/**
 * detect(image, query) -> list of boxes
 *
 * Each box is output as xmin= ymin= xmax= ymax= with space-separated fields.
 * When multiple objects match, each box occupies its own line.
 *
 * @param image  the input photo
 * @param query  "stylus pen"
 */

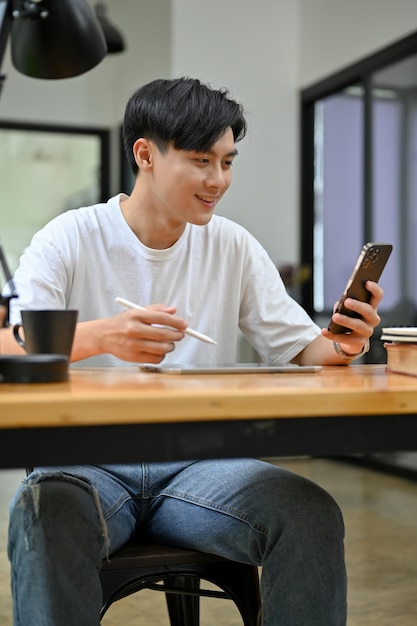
xmin=115 ymin=297 xmax=217 ymax=345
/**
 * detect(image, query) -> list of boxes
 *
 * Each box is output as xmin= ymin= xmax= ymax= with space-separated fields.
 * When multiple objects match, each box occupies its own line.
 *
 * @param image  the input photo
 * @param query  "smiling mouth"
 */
xmin=196 ymin=194 xmax=217 ymax=205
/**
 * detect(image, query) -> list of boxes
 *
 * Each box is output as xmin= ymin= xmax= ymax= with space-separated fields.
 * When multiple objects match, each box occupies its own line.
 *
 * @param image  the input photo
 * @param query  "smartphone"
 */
xmin=328 ymin=242 xmax=393 ymax=334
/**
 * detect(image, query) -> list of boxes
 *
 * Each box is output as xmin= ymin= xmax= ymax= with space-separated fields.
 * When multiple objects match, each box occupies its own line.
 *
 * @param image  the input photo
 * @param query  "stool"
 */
xmin=100 ymin=541 xmax=261 ymax=625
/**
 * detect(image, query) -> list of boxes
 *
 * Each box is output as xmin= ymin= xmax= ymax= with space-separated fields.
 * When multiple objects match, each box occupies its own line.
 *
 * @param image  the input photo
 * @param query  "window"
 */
xmin=0 ymin=122 xmax=110 ymax=274
xmin=301 ymin=31 xmax=417 ymax=361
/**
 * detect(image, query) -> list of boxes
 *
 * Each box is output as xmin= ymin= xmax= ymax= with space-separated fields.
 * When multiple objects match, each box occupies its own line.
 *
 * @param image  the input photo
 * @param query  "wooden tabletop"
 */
xmin=1 ymin=364 xmax=417 ymax=469
xmin=1 ymin=363 xmax=417 ymax=429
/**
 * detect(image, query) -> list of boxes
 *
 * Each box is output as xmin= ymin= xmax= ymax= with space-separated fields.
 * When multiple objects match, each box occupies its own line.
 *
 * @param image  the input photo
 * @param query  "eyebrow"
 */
xmin=190 ymin=147 xmax=239 ymax=158
xmin=206 ymin=148 xmax=238 ymax=157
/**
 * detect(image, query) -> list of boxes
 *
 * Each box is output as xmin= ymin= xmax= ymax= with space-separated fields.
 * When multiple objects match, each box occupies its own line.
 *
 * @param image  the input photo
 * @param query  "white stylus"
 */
xmin=115 ymin=297 xmax=217 ymax=345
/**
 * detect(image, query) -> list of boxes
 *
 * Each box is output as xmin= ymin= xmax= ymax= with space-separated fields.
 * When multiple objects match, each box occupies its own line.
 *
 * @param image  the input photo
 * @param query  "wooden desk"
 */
xmin=1 ymin=364 xmax=417 ymax=469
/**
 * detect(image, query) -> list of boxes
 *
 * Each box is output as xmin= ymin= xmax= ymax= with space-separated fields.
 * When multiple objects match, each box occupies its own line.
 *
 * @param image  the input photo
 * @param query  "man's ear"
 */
xmin=133 ymin=138 xmax=154 ymax=171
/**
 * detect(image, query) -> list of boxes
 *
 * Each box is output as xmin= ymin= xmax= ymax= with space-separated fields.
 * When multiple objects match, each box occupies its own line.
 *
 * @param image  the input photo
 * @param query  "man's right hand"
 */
xmin=70 ymin=304 xmax=187 ymax=363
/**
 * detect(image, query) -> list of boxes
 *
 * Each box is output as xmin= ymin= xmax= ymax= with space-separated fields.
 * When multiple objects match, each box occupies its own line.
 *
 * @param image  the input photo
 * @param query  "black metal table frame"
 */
xmin=2 ymin=413 xmax=417 ymax=469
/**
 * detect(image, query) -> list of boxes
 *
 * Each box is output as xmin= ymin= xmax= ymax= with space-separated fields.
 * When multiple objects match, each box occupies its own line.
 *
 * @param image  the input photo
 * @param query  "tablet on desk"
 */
xmin=139 ymin=363 xmax=322 ymax=374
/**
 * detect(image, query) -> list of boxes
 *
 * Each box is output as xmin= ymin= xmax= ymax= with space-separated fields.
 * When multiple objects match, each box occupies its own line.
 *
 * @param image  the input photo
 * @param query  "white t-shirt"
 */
xmin=10 ymin=194 xmax=320 ymax=367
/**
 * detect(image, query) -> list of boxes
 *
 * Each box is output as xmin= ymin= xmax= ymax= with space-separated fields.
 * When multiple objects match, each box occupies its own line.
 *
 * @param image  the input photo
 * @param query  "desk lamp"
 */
xmin=0 ymin=0 xmax=107 ymax=94
xmin=94 ymin=2 xmax=125 ymax=54
xmin=0 ymin=0 xmax=107 ymax=324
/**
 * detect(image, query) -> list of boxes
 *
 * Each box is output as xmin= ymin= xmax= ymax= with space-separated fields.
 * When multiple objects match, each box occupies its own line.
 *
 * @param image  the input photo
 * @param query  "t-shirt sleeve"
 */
xmin=9 ymin=216 xmax=77 ymax=324
xmin=237 ymin=232 xmax=320 ymax=364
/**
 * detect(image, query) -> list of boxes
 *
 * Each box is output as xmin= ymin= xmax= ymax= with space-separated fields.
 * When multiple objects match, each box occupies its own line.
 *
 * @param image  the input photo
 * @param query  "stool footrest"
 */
xmin=100 ymin=542 xmax=261 ymax=626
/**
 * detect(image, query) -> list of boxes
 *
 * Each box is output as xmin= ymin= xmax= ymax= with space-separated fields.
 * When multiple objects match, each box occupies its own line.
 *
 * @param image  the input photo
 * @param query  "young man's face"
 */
xmin=148 ymin=128 xmax=238 ymax=227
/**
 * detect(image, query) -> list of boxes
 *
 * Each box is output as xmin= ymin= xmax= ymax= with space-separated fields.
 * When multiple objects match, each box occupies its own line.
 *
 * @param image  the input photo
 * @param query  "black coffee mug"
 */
xmin=13 ymin=309 xmax=78 ymax=357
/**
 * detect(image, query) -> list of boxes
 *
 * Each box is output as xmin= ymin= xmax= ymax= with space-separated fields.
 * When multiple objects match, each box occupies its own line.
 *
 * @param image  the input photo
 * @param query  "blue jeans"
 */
xmin=8 ymin=459 xmax=347 ymax=625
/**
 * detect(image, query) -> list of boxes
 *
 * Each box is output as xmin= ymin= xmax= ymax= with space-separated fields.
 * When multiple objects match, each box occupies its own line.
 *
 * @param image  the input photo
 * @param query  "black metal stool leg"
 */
xmin=164 ymin=576 xmax=200 ymax=626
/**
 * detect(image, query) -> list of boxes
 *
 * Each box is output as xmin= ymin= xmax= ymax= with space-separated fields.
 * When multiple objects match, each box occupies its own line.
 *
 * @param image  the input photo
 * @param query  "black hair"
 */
xmin=123 ymin=77 xmax=247 ymax=175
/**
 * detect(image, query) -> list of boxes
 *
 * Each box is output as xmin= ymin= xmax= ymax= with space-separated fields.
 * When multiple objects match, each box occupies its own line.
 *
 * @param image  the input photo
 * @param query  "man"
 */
xmin=2 ymin=77 xmax=382 ymax=625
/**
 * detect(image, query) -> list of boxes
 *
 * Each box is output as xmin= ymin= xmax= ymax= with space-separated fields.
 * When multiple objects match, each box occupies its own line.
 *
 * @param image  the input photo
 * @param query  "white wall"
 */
xmin=1 ymin=0 xmax=417 ymax=265
xmin=171 ymin=0 xmax=300 ymax=265
xmin=299 ymin=0 xmax=417 ymax=87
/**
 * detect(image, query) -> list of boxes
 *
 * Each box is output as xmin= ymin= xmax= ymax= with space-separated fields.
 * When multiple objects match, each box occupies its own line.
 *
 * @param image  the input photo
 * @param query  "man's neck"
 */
xmin=120 ymin=193 xmax=186 ymax=250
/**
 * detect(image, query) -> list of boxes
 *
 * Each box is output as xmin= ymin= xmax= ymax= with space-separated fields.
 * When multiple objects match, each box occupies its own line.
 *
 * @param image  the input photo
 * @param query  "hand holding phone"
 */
xmin=328 ymin=242 xmax=392 ymax=334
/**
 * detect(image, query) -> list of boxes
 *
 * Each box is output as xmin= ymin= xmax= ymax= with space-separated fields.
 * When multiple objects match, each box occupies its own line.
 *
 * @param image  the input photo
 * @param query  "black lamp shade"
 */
xmin=97 ymin=17 xmax=124 ymax=54
xmin=11 ymin=0 xmax=107 ymax=79
xmin=95 ymin=3 xmax=125 ymax=54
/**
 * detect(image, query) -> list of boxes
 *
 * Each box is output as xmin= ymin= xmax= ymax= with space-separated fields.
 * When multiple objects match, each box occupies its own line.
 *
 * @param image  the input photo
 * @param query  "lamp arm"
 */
xmin=0 ymin=245 xmax=17 ymax=327
xmin=0 ymin=2 xmax=14 ymax=328
xmin=0 ymin=0 xmax=12 ymax=98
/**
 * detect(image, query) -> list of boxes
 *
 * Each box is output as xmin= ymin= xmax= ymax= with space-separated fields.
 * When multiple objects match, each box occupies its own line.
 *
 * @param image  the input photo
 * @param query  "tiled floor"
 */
xmin=1 ymin=458 xmax=417 ymax=625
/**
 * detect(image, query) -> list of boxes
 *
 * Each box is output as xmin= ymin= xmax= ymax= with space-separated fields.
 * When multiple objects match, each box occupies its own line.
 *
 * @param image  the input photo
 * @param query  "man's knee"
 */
xmin=265 ymin=468 xmax=345 ymax=538
xmin=8 ymin=472 xmax=108 ymax=558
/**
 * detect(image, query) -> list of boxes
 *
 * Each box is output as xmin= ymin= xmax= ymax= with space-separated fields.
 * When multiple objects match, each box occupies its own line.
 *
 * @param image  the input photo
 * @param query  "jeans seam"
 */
xmin=158 ymin=489 xmax=269 ymax=536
